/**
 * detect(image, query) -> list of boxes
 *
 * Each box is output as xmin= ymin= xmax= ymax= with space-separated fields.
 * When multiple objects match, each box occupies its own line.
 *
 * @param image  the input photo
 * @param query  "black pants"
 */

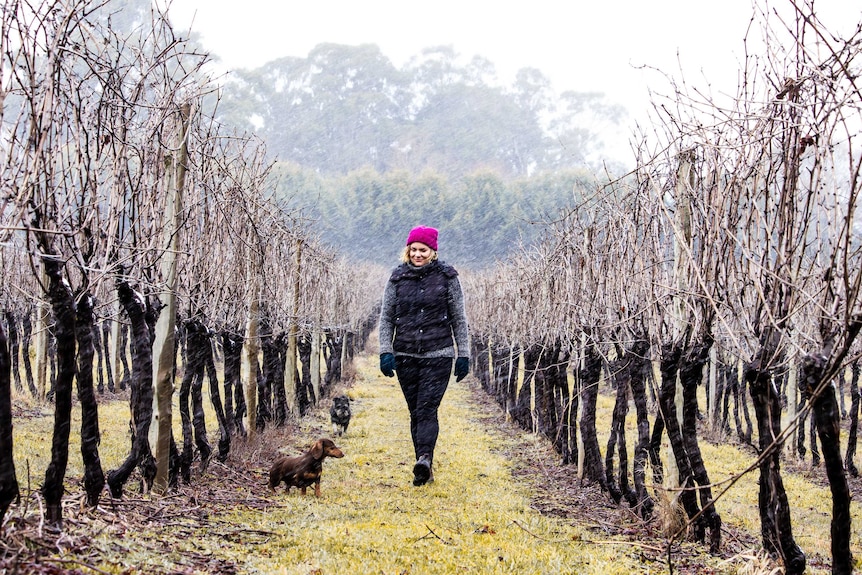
xmin=395 ymin=356 xmax=452 ymax=464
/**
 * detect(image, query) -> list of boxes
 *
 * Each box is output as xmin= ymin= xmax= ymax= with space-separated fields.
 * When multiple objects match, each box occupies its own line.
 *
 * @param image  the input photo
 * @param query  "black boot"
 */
xmin=412 ymin=454 xmax=432 ymax=486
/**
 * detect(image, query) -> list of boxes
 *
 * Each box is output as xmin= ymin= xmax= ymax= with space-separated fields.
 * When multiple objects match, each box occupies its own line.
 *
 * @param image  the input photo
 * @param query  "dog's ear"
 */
xmin=311 ymin=439 xmax=324 ymax=459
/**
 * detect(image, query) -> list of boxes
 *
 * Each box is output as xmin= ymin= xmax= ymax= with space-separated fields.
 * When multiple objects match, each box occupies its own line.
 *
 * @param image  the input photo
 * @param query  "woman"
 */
xmin=378 ymin=225 xmax=470 ymax=486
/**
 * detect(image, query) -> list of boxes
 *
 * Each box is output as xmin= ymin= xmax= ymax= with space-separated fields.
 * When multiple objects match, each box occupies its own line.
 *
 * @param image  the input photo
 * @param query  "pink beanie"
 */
xmin=406 ymin=226 xmax=438 ymax=251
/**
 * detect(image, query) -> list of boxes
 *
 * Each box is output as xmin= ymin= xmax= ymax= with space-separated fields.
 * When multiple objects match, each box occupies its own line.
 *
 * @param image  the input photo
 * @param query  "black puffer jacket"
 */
xmin=390 ymin=261 xmax=458 ymax=354
xmin=378 ymin=260 xmax=470 ymax=359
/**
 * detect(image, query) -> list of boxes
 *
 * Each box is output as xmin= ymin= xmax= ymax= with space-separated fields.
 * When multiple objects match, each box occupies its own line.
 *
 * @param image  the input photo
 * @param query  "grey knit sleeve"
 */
xmin=448 ymin=275 xmax=470 ymax=358
xmin=378 ymin=279 xmax=396 ymax=355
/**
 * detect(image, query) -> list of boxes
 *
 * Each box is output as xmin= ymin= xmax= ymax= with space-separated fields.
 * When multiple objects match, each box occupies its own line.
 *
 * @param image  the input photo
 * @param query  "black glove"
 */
xmin=380 ymin=353 xmax=396 ymax=377
xmin=454 ymin=357 xmax=470 ymax=382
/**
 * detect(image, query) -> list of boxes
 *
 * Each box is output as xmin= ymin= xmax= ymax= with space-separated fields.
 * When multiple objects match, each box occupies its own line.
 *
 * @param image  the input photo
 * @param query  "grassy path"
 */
xmin=228 ymin=356 xmax=672 ymax=574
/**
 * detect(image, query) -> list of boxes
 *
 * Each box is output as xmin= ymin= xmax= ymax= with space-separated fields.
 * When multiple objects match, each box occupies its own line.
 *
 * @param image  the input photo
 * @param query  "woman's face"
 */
xmin=408 ymin=242 xmax=434 ymax=267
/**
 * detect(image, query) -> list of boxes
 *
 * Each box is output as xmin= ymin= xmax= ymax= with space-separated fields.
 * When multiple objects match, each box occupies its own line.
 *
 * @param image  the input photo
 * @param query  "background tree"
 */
xmin=270 ymin=163 xmax=596 ymax=268
xmin=216 ymin=43 xmax=623 ymax=179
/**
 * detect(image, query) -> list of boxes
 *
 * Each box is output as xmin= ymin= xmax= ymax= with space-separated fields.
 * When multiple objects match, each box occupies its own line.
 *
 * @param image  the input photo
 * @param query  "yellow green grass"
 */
xmin=7 ymin=354 xmax=862 ymax=573
xmin=216 ymin=357 xmax=673 ymax=574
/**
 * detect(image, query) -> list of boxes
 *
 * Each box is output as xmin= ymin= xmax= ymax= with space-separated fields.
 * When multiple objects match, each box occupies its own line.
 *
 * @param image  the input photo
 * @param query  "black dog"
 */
xmin=330 ymin=395 xmax=352 ymax=436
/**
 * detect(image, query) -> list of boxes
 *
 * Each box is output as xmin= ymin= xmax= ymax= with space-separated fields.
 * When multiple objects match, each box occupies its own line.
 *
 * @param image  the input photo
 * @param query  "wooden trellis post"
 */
xmin=151 ymin=102 xmax=190 ymax=494
xmin=667 ymin=149 xmax=696 ymax=489
xmin=285 ymin=238 xmax=302 ymax=414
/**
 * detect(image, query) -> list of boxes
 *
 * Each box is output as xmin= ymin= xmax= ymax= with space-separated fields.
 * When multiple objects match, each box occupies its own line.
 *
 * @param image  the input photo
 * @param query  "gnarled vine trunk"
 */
xmin=745 ymin=351 xmax=806 ymax=575
xmin=107 ymin=280 xmax=157 ymax=498
xmin=799 ymin=353 xmax=853 ymax=574
xmin=678 ymin=337 xmax=721 ymax=552
xmin=40 ymin=257 xmax=76 ymax=528
xmin=202 ymin=327 xmax=230 ymax=461
xmin=323 ymin=329 xmax=342 ymax=393
xmin=222 ymin=330 xmax=245 ymax=436
xmin=628 ymin=338 xmax=654 ymax=519
xmin=0 ymin=321 xmax=19 ymax=523
xmin=297 ymin=333 xmax=314 ymax=415
xmin=549 ymin=344 xmax=572 ymax=464
xmin=845 ymin=362 xmax=860 ymax=476
xmin=471 ymin=333 xmax=491 ymax=394
xmin=578 ymin=341 xmax=605 ymax=488
xmin=74 ymin=292 xmax=105 ymax=507
xmin=272 ymin=332 xmax=288 ymax=426
xmin=178 ymin=319 xmax=213 ymax=481
xmin=605 ymin=347 xmax=635 ymax=507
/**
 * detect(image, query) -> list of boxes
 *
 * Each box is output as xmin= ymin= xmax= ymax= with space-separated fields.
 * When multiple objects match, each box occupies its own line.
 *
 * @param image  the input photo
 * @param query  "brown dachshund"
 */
xmin=268 ymin=438 xmax=344 ymax=497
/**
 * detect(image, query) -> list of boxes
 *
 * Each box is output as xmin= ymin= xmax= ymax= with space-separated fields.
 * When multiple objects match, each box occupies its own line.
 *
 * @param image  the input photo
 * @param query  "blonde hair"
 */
xmin=401 ymin=245 xmax=438 ymax=264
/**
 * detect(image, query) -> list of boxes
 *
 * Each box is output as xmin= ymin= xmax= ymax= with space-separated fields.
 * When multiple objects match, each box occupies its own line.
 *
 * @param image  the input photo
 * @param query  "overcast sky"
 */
xmin=164 ymin=0 xmax=859 ymax=156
